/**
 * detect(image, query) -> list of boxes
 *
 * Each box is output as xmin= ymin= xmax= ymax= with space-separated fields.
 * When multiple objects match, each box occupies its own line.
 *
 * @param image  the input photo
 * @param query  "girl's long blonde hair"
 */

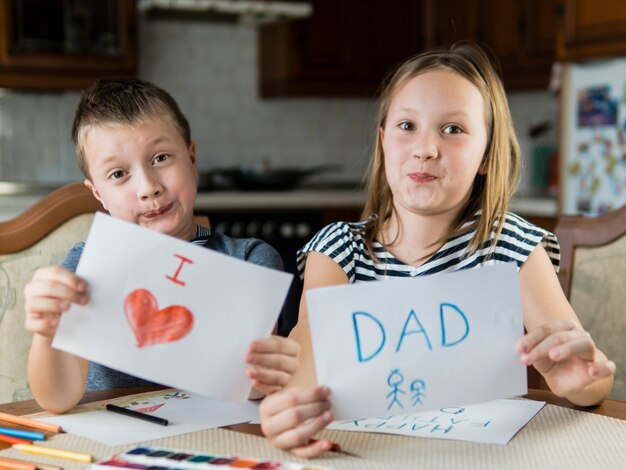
xmin=361 ymin=42 xmax=521 ymax=260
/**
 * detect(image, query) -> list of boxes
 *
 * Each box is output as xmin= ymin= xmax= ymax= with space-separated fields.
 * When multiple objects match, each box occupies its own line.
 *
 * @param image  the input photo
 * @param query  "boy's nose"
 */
xmin=137 ymin=173 xmax=163 ymax=199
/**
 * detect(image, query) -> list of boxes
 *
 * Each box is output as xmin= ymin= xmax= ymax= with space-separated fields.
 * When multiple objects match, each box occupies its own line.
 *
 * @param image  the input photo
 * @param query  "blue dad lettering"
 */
xmin=352 ymin=304 xmax=470 ymax=363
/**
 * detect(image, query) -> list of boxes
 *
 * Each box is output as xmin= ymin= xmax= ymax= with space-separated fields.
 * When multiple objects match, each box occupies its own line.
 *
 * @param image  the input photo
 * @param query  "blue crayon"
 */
xmin=0 ymin=426 xmax=46 ymax=441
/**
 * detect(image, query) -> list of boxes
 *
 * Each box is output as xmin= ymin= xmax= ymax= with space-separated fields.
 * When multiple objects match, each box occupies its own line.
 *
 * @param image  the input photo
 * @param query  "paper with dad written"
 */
xmin=52 ymin=213 xmax=293 ymax=402
xmin=306 ymin=264 xmax=526 ymax=420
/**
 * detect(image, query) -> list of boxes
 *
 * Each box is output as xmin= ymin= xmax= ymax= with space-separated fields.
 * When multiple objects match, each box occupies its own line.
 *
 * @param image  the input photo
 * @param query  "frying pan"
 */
xmin=199 ymin=164 xmax=341 ymax=191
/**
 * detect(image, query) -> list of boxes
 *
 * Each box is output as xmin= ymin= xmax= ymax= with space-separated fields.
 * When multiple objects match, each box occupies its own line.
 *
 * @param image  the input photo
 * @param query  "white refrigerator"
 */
xmin=560 ymin=58 xmax=626 ymax=215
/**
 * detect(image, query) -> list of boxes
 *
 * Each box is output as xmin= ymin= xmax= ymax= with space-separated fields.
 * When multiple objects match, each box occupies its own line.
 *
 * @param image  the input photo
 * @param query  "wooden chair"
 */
xmin=554 ymin=204 xmax=626 ymax=400
xmin=0 ymin=183 xmax=208 ymax=403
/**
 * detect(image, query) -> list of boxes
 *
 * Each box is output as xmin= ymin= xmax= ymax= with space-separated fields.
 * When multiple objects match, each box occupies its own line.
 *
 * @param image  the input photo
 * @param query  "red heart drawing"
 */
xmin=124 ymin=288 xmax=194 ymax=348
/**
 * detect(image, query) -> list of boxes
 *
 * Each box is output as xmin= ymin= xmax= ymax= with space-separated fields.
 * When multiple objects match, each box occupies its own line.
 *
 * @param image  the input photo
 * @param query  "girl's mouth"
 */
xmin=408 ymin=172 xmax=437 ymax=183
xmin=143 ymin=203 xmax=173 ymax=218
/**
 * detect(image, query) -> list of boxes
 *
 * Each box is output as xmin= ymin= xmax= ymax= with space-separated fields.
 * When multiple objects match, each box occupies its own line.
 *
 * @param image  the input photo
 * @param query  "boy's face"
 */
xmin=83 ymin=116 xmax=198 ymax=241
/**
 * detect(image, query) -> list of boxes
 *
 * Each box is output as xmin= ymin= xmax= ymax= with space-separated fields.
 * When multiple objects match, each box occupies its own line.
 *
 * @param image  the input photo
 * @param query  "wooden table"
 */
xmin=0 ymin=387 xmax=624 ymax=450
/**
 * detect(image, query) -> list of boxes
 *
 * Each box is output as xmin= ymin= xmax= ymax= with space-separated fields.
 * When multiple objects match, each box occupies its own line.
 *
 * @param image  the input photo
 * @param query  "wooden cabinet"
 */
xmin=0 ymin=0 xmax=137 ymax=90
xmin=556 ymin=0 xmax=626 ymax=61
xmin=259 ymin=0 xmax=425 ymax=97
xmin=259 ymin=0 xmax=559 ymax=96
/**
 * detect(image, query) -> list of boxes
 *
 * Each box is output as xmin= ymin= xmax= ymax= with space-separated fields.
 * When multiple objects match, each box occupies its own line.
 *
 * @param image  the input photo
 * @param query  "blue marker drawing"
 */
xmin=440 ymin=303 xmax=469 ymax=347
xmin=386 ymin=369 xmax=406 ymax=410
xmin=395 ymin=309 xmax=433 ymax=353
xmin=352 ymin=311 xmax=386 ymax=362
xmin=410 ymin=379 xmax=427 ymax=406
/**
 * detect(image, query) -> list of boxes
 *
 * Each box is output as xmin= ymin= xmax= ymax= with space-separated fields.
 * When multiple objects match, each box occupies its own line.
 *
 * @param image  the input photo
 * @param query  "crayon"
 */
xmin=0 ymin=427 xmax=45 ymax=441
xmin=105 ymin=404 xmax=169 ymax=426
xmin=13 ymin=443 xmax=93 ymax=463
xmin=0 ymin=411 xmax=62 ymax=434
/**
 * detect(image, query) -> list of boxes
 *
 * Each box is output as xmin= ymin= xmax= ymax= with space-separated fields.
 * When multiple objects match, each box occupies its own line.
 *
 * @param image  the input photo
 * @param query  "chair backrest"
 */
xmin=555 ymin=204 xmax=626 ymax=400
xmin=0 ymin=183 xmax=103 ymax=403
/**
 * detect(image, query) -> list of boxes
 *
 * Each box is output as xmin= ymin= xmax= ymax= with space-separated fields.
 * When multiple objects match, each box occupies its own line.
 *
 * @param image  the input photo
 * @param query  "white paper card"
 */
xmin=53 ymin=213 xmax=292 ymax=402
xmin=306 ymin=264 xmax=526 ymax=420
xmin=35 ymin=390 xmax=260 ymax=446
xmin=327 ymin=399 xmax=545 ymax=445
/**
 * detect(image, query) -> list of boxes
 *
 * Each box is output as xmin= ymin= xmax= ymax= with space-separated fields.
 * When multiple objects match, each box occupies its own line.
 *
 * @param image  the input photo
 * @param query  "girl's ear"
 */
xmin=478 ymin=153 xmax=489 ymax=175
xmin=379 ymin=126 xmax=385 ymax=144
xmin=84 ymin=179 xmax=107 ymax=210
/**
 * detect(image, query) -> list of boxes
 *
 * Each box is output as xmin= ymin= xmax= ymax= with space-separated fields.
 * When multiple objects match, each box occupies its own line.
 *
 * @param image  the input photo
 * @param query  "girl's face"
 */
xmin=381 ymin=69 xmax=488 ymax=221
xmin=83 ymin=116 xmax=198 ymax=241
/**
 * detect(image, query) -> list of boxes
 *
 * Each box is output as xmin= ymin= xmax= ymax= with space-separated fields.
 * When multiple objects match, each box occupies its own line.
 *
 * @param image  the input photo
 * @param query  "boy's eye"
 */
xmin=109 ymin=170 xmax=125 ymax=180
xmin=399 ymin=121 xmax=414 ymax=131
xmin=443 ymin=124 xmax=463 ymax=134
xmin=153 ymin=153 xmax=169 ymax=164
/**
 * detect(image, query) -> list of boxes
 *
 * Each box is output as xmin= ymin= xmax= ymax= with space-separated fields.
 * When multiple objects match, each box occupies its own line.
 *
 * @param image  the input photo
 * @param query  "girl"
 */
xmin=259 ymin=42 xmax=615 ymax=458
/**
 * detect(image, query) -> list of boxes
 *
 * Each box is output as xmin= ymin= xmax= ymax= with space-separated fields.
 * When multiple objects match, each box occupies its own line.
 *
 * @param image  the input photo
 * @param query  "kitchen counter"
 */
xmin=0 ymin=187 xmax=558 ymax=220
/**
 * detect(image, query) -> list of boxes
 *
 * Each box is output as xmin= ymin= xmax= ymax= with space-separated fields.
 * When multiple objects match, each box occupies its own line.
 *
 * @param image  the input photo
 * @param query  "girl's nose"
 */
xmin=412 ymin=131 xmax=438 ymax=160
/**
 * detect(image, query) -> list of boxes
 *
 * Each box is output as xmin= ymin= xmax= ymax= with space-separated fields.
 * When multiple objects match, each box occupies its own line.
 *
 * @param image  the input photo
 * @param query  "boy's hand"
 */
xmin=246 ymin=336 xmax=299 ymax=396
xmin=24 ymin=266 xmax=89 ymax=339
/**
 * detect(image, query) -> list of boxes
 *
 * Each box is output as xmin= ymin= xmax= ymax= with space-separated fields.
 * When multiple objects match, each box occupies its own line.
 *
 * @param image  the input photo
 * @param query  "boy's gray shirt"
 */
xmin=61 ymin=229 xmax=283 ymax=391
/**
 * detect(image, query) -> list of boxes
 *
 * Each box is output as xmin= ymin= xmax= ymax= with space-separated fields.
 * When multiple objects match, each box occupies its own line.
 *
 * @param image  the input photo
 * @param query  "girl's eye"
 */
xmin=153 ymin=153 xmax=169 ymax=164
xmin=399 ymin=121 xmax=414 ymax=131
xmin=109 ymin=170 xmax=125 ymax=180
xmin=443 ymin=124 xmax=463 ymax=134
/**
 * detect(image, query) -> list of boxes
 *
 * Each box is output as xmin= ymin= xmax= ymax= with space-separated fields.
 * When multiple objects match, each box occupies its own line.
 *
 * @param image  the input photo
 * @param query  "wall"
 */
xmin=0 ymin=17 xmax=557 ymax=193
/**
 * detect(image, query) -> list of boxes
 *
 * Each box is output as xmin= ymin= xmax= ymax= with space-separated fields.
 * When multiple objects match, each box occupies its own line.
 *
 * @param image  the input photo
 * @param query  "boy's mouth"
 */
xmin=143 ymin=203 xmax=173 ymax=218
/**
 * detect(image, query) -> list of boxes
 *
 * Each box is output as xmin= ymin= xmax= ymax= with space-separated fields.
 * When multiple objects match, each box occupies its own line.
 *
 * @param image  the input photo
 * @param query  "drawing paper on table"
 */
xmin=328 ymin=398 xmax=545 ymax=445
xmin=52 ymin=213 xmax=293 ymax=403
xmin=35 ymin=391 xmax=260 ymax=446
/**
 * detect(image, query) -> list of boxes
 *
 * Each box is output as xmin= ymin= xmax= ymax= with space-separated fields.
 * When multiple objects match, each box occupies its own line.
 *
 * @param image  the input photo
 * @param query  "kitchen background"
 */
xmin=0 ymin=7 xmax=557 ymax=196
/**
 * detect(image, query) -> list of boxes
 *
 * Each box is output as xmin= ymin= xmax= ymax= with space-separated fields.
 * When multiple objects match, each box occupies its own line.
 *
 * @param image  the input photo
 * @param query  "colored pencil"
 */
xmin=0 ymin=427 xmax=45 ymax=441
xmin=0 ymin=457 xmax=62 ymax=470
xmin=0 ymin=412 xmax=62 ymax=434
xmin=13 ymin=444 xmax=93 ymax=464
xmin=0 ymin=456 xmax=36 ymax=470
xmin=105 ymin=404 xmax=169 ymax=426
xmin=0 ymin=432 xmax=32 ymax=445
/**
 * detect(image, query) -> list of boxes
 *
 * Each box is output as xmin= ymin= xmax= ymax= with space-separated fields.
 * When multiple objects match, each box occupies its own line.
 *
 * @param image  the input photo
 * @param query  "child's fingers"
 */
xmin=265 ymin=416 xmax=333 ymax=459
xmin=24 ymin=279 xmax=89 ymax=309
xmin=246 ymin=351 xmax=299 ymax=375
xmin=260 ymin=386 xmax=330 ymax=421
xmin=547 ymin=334 xmax=596 ymax=363
xmin=24 ymin=296 xmax=70 ymax=317
xmin=589 ymin=360 xmax=617 ymax=380
xmin=247 ymin=366 xmax=292 ymax=389
xmin=289 ymin=438 xmax=333 ymax=459
xmin=32 ymin=266 xmax=88 ymax=290
xmin=249 ymin=336 xmax=300 ymax=357
xmin=520 ymin=328 xmax=585 ymax=365
xmin=24 ymin=312 xmax=60 ymax=336
xmin=517 ymin=319 xmax=578 ymax=354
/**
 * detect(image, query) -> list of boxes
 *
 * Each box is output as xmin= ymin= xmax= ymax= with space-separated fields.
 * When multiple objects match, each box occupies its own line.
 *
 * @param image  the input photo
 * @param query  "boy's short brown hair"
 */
xmin=71 ymin=78 xmax=191 ymax=178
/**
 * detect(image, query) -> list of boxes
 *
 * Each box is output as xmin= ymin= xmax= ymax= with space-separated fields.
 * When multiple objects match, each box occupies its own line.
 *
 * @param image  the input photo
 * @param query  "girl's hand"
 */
xmin=260 ymin=386 xmax=334 ymax=458
xmin=246 ymin=336 xmax=300 ymax=396
xmin=23 ymin=266 xmax=89 ymax=338
xmin=517 ymin=319 xmax=616 ymax=399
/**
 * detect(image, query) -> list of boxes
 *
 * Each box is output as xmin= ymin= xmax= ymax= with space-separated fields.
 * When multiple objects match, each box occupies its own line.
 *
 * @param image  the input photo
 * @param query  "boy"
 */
xmin=24 ymin=78 xmax=299 ymax=413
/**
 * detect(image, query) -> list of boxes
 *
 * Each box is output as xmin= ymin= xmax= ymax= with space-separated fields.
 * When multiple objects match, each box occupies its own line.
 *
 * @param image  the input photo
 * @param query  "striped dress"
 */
xmin=297 ymin=212 xmax=560 ymax=282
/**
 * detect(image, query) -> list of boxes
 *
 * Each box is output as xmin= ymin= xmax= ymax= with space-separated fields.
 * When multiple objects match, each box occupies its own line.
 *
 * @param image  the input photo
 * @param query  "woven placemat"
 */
xmin=1 ymin=403 xmax=625 ymax=470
